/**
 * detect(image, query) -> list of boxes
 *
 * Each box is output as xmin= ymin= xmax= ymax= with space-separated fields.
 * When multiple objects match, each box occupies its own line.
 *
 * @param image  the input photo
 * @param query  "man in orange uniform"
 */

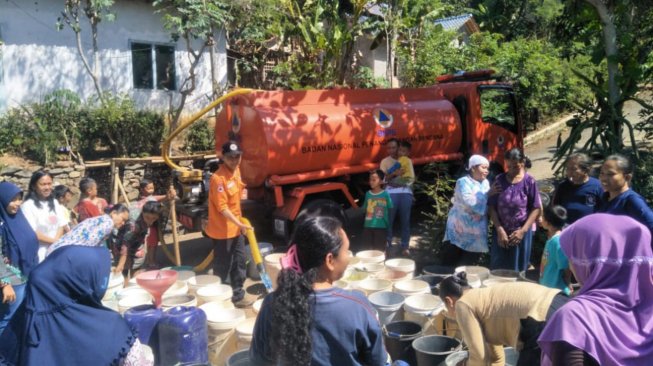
xmin=206 ymin=141 xmax=252 ymax=307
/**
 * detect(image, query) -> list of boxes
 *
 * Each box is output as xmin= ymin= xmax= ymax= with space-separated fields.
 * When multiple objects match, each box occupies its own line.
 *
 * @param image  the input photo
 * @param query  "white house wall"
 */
xmin=0 ymin=0 xmax=227 ymax=116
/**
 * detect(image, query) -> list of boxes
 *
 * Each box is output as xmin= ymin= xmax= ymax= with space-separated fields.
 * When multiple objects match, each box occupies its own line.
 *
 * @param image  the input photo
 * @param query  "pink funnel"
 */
xmin=136 ymin=270 xmax=178 ymax=308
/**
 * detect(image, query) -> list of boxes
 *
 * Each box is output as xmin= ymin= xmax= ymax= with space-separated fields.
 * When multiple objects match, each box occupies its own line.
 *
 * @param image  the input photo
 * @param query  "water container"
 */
xmin=368 ymin=291 xmax=405 ymax=325
xmin=355 ymin=250 xmax=386 ymax=264
xmin=404 ymin=294 xmax=444 ymax=327
xmin=227 ymin=349 xmax=251 ymax=366
xmin=518 ymin=269 xmax=540 ymax=283
xmin=414 ymin=275 xmax=447 ymax=296
xmin=235 ymin=318 xmax=257 ymax=350
xmin=412 ymin=335 xmax=462 ymax=366
xmin=263 ymin=253 xmax=284 ymax=289
xmin=247 ymin=242 xmax=274 ymax=280
xmin=383 ymin=321 xmax=422 ymax=365
xmin=158 ymin=306 xmax=209 ymax=366
xmin=422 ymin=265 xmax=455 ymax=276
xmin=455 ymin=266 xmax=490 ymax=281
xmin=123 ymin=305 xmax=163 ymax=347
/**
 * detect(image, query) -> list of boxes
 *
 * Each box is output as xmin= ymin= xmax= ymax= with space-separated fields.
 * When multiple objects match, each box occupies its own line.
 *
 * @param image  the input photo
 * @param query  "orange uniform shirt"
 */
xmin=205 ymin=165 xmax=245 ymax=239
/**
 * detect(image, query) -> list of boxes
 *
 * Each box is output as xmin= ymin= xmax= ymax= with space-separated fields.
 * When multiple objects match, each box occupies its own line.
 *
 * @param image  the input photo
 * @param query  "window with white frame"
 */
xmin=131 ymin=42 xmax=176 ymax=90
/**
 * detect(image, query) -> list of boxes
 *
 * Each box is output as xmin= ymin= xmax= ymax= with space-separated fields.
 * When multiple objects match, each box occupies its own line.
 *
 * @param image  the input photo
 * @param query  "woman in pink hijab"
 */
xmin=538 ymin=213 xmax=653 ymax=365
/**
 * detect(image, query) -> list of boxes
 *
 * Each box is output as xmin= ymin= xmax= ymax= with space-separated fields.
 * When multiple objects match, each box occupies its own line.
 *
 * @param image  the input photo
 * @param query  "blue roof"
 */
xmin=434 ymin=14 xmax=475 ymax=32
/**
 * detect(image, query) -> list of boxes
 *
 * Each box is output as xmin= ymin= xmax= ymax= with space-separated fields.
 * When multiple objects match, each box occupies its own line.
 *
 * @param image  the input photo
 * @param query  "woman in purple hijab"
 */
xmin=538 ymin=213 xmax=653 ymax=365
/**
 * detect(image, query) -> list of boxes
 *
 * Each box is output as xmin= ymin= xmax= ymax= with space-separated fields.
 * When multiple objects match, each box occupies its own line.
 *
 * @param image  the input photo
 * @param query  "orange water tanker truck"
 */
xmin=167 ymin=70 xmax=533 ymax=238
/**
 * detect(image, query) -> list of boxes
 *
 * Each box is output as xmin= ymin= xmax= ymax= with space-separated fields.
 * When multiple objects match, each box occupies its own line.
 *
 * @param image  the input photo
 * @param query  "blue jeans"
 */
xmin=0 ymin=282 xmax=26 ymax=333
xmin=490 ymin=229 xmax=533 ymax=271
xmin=387 ymin=193 xmax=413 ymax=248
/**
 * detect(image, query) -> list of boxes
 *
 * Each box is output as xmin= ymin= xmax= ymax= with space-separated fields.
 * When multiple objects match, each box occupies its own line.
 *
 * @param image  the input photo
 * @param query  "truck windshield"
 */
xmin=479 ymin=87 xmax=517 ymax=134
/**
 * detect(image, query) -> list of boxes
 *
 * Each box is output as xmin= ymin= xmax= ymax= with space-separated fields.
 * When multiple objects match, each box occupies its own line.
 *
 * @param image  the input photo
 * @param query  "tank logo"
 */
xmin=373 ymin=108 xmax=393 ymax=129
xmin=497 ymin=135 xmax=505 ymax=146
xmin=232 ymin=112 xmax=241 ymax=134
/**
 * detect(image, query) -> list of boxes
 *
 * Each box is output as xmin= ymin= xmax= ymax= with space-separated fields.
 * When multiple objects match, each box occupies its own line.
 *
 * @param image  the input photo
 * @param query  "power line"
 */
xmin=6 ymin=0 xmax=60 ymax=33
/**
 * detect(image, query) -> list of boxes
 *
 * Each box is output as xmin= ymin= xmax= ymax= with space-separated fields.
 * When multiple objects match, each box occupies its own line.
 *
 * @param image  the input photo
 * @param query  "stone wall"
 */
xmin=0 ymin=159 xmax=205 ymax=206
xmin=0 ymin=161 xmax=85 ymax=196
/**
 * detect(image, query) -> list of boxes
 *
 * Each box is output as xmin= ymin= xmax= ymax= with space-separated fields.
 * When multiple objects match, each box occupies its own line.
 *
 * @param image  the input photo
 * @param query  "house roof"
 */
xmin=434 ymin=13 xmax=480 ymax=34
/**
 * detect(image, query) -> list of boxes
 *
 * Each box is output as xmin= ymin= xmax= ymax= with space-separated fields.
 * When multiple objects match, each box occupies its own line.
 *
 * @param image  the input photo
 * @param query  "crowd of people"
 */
xmin=0 ymin=170 xmax=178 ymax=364
xmin=1 ymin=139 xmax=652 ymax=365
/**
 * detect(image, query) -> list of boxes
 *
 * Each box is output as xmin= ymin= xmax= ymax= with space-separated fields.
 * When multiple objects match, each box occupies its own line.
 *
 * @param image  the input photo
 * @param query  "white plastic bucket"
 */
xmin=252 ymin=299 xmax=264 ymax=315
xmin=104 ymin=271 xmax=124 ymax=301
xmin=375 ymin=269 xmax=413 ymax=282
xmin=355 ymin=250 xmax=386 ymax=264
xmin=116 ymin=287 xmax=150 ymax=301
xmin=235 ymin=318 xmax=257 ymax=350
xmin=126 ymin=277 xmax=139 ymax=288
xmin=356 ymin=278 xmax=393 ymax=296
xmin=347 ymin=256 xmax=362 ymax=269
xmin=455 ymin=266 xmax=490 ymax=281
xmin=161 ymin=294 xmax=197 ymax=310
xmin=467 ymin=274 xmax=482 ymax=288
xmin=196 ymin=284 xmax=233 ymax=306
xmin=163 ymin=281 xmax=189 ymax=298
xmin=445 ymin=347 xmax=519 ymax=366
xmin=199 ymin=301 xmax=235 ymax=317
xmin=102 ymin=299 xmax=119 ymax=312
xmin=264 ymin=253 xmax=284 ymax=289
xmin=355 ymin=262 xmax=386 ymax=275
xmin=175 ymin=270 xmax=196 ymax=282
xmin=482 ymin=278 xmax=514 ymax=287
xmin=187 ymin=275 xmax=221 ymax=295
xmin=368 ymin=291 xmax=405 ymax=325
xmin=385 ymin=258 xmax=416 ymax=276
xmin=403 ymin=294 xmax=444 ymax=327
xmin=117 ymin=293 xmax=152 ymax=314
xmin=342 ymin=269 xmax=371 ymax=289
xmin=393 ymin=280 xmax=431 ymax=296
xmin=201 ymin=307 xmax=246 ymax=366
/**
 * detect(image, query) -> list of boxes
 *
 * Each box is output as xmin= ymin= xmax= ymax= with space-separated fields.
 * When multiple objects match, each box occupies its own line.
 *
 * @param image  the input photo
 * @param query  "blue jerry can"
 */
xmin=158 ymin=306 xmax=209 ymax=366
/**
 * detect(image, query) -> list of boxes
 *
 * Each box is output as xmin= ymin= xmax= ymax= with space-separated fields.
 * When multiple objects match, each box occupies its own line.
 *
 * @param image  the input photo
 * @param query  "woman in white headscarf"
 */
xmin=442 ymin=155 xmax=491 ymax=266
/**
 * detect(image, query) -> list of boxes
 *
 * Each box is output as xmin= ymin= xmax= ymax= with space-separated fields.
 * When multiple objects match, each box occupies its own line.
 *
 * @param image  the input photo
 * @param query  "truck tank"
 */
xmin=215 ymin=87 xmax=463 ymax=188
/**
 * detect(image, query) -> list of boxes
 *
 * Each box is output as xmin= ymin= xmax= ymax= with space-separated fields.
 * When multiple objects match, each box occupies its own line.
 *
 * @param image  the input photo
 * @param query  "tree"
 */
xmin=57 ymin=0 xmax=115 ymax=104
xmin=269 ymin=0 xmax=377 ymax=89
xmin=224 ymin=0 xmax=284 ymax=88
xmin=153 ymin=0 xmax=234 ymax=130
xmin=471 ymin=0 xmax=564 ymax=40
xmin=552 ymin=1 xmax=653 ymax=167
xmin=375 ymin=0 xmax=446 ymax=87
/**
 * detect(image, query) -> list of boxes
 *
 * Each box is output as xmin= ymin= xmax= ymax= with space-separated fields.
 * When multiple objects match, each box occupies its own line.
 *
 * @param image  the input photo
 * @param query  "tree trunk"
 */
xmin=586 ymin=0 xmax=622 ymax=150
xmin=74 ymin=28 xmax=104 ymax=104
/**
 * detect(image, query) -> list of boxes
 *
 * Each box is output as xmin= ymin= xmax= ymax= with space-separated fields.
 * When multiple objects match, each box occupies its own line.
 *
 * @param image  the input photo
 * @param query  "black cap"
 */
xmin=221 ymin=140 xmax=243 ymax=156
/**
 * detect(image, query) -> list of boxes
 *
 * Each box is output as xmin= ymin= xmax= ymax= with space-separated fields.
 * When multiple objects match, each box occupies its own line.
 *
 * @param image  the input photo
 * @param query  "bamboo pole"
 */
xmin=115 ymin=178 xmax=131 ymax=205
xmin=169 ymin=185 xmax=182 ymax=266
xmin=111 ymin=161 xmax=118 ymax=204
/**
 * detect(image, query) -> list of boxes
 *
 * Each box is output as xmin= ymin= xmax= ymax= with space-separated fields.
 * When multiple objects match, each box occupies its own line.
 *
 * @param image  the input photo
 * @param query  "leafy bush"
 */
xmin=351 ymin=67 xmax=388 ymax=89
xmin=0 ymin=90 xmax=82 ymax=164
xmin=633 ymin=150 xmax=653 ymax=206
xmin=414 ymin=163 xmax=455 ymax=258
xmin=84 ymin=95 xmax=165 ymax=157
xmin=183 ymin=119 xmax=215 ymax=153
xmin=397 ymin=28 xmax=595 ymax=122
xmin=0 ymin=90 xmax=166 ymax=163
